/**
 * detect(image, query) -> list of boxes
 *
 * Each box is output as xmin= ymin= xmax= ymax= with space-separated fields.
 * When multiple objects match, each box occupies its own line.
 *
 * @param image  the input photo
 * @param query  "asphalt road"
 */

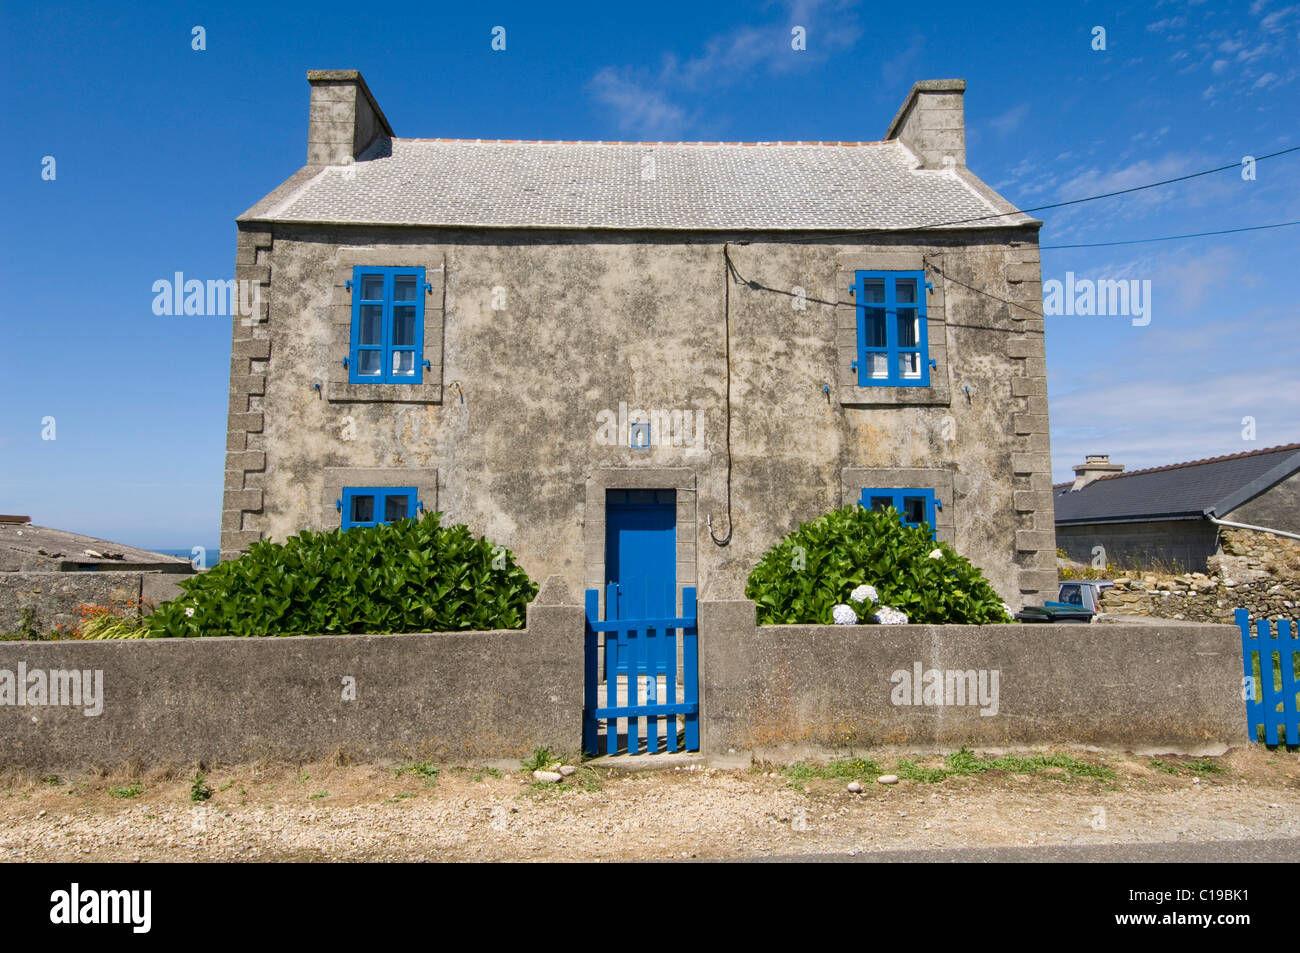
xmin=735 ymin=838 xmax=1300 ymax=862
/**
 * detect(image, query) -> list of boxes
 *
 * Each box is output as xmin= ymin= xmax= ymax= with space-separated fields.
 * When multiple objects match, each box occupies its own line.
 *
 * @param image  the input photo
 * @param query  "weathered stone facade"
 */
xmin=219 ymin=72 xmax=1058 ymax=609
xmin=1099 ymin=528 xmax=1300 ymax=623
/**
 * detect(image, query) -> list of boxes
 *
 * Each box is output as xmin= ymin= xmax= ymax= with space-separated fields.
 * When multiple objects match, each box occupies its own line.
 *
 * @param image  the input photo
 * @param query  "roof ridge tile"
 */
xmin=1082 ymin=442 xmax=1300 ymax=485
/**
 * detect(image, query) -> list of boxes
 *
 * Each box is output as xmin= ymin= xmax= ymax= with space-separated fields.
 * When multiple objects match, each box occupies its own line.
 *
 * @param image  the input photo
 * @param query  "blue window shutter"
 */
xmin=341 ymin=486 xmax=420 ymax=529
xmin=348 ymin=266 xmax=425 ymax=385
xmin=859 ymin=487 xmax=939 ymax=539
xmin=854 ymin=271 xmax=867 ymax=386
xmin=853 ymin=270 xmax=930 ymax=388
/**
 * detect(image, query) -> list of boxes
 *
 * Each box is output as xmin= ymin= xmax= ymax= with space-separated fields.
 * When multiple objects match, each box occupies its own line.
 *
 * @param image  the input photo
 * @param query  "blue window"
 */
xmin=348 ymin=267 xmax=425 ymax=384
xmin=854 ymin=270 xmax=929 ymax=387
xmin=340 ymin=487 xmax=419 ymax=529
xmin=860 ymin=488 xmax=939 ymax=535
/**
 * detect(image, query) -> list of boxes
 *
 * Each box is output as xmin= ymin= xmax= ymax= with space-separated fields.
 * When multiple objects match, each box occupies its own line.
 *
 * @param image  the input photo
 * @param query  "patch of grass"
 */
xmin=1182 ymin=758 xmax=1224 ymax=776
xmin=942 ymin=747 xmax=1114 ymax=781
xmin=568 ymin=765 xmax=603 ymax=792
xmin=882 ymin=748 xmax=1115 ymax=784
xmin=895 ymin=760 xmax=950 ymax=783
xmin=1148 ymin=758 xmax=1180 ymax=775
xmin=39 ymin=775 xmax=60 ymax=785
xmin=391 ymin=791 xmax=417 ymax=800
xmin=395 ymin=761 xmax=439 ymax=786
xmin=217 ymin=781 xmax=234 ymax=793
xmin=472 ymin=767 xmax=504 ymax=783
xmin=110 ymin=784 xmax=143 ymax=799
xmin=190 ymin=772 xmax=213 ymax=802
xmin=782 ymin=758 xmax=882 ymax=785
xmin=309 ymin=791 xmax=329 ymax=800
xmin=521 ymin=746 xmax=559 ymax=772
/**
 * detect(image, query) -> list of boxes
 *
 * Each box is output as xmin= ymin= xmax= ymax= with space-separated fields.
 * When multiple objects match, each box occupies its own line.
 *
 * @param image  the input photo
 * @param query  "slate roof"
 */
xmin=1053 ymin=444 xmax=1300 ymax=525
xmin=240 ymin=137 xmax=1032 ymax=231
xmin=0 ymin=518 xmax=194 ymax=573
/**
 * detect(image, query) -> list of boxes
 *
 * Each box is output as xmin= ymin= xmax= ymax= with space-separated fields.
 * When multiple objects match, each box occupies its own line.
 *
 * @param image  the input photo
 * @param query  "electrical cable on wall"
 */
xmin=709 ymin=243 xmax=735 ymax=546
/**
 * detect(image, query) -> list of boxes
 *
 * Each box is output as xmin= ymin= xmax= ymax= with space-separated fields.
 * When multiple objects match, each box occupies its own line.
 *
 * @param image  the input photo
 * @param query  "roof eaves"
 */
xmin=1204 ymin=449 xmax=1300 ymax=518
xmin=237 ymin=164 xmax=331 ymax=223
xmin=1055 ymin=513 xmax=1206 ymax=526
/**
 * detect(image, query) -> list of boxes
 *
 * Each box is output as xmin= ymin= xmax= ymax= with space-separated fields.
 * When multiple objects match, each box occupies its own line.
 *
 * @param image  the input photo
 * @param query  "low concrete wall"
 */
xmin=0 ymin=599 xmax=583 ymax=770
xmin=0 ymin=572 xmax=190 ymax=634
xmin=699 ymin=600 xmax=1242 ymax=757
xmin=0 ymin=586 xmax=1244 ymax=771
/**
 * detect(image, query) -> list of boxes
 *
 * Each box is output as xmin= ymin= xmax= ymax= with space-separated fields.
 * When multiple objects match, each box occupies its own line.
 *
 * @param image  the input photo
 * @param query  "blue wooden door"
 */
xmin=605 ymin=490 xmax=676 ymax=675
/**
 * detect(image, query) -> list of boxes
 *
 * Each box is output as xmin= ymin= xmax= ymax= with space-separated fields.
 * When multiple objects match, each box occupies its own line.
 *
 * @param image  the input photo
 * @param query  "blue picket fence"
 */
xmin=1237 ymin=608 xmax=1300 ymax=746
xmin=583 ymin=586 xmax=699 ymax=756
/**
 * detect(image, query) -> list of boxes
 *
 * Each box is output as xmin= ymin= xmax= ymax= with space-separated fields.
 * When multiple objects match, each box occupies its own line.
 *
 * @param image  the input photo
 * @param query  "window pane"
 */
xmin=357 ymin=349 xmax=381 ymax=376
xmin=862 ymin=279 xmax=886 ymax=304
xmin=359 ymin=305 xmax=383 ymax=345
xmin=383 ymin=495 xmax=410 ymax=522
xmin=896 ymin=307 xmax=918 ymax=347
xmin=870 ymin=496 xmax=893 ymax=512
xmin=392 ymin=306 xmax=416 ymax=346
xmin=898 ymin=352 xmax=921 ymax=378
xmin=392 ymin=276 xmax=417 ymax=302
xmin=903 ymin=496 xmax=926 ymax=524
xmin=895 ymin=279 xmax=917 ymax=304
xmin=350 ymin=495 xmax=375 ymax=523
xmin=361 ymin=275 xmax=384 ymax=300
xmin=392 ymin=351 xmax=415 ymax=376
xmin=868 ymin=353 xmax=889 ymax=379
xmin=863 ymin=308 xmax=886 ymax=347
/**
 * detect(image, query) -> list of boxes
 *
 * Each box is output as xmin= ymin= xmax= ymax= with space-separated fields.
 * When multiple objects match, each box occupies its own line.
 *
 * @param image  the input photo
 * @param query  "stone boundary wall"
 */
xmin=1099 ymin=527 xmax=1300 ymax=624
xmin=0 ymin=590 xmax=1243 ymax=770
xmin=699 ymin=600 xmax=1241 ymax=758
xmin=0 ymin=573 xmax=188 ymax=635
xmin=0 ymin=599 xmax=582 ymax=771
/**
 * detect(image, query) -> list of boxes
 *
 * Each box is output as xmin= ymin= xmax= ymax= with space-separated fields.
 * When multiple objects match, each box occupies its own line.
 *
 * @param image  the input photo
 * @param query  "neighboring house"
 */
xmin=1054 ymin=445 xmax=1300 ymax=571
xmin=0 ymin=515 xmax=193 ymax=573
xmin=221 ymin=70 xmax=1056 ymax=612
xmin=0 ymin=514 xmax=193 ymax=633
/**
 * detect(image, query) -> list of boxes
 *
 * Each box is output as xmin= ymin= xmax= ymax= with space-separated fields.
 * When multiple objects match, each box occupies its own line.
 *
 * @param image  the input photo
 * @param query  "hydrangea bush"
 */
xmin=745 ymin=505 xmax=1011 ymax=625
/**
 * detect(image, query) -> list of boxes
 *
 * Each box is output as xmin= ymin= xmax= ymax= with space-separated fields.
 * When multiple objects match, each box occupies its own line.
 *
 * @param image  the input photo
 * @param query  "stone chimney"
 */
xmin=885 ymin=79 xmax=966 ymax=169
xmin=1071 ymin=454 xmax=1124 ymax=490
xmin=306 ymin=69 xmax=394 ymax=166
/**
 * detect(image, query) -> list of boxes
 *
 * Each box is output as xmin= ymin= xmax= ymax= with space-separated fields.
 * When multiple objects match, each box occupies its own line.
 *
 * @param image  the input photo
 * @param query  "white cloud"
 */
xmin=586 ymin=68 xmax=688 ymax=138
xmin=584 ymin=0 xmax=863 ymax=137
xmin=987 ymin=103 xmax=1030 ymax=137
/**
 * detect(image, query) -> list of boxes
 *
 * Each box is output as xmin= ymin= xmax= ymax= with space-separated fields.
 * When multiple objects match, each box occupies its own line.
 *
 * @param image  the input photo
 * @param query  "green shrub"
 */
xmin=147 ymin=513 xmax=538 ymax=637
xmin=744 ymin=505 xmax=1009 ymax=625
xmin=190 ymin=772 xmax=213 ymax=802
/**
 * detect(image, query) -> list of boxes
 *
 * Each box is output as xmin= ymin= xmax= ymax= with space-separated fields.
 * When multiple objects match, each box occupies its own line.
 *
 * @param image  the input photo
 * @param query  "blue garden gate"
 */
xmin=1237 ymin=608 xmax=1300 ymax=745
xmin=583 ymin=586 xmax=699 ymax=756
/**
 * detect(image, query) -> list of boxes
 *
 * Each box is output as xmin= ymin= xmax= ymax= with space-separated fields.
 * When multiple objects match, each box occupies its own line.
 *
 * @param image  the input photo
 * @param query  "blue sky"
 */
xmin=1 ymin=0 xmax=1297 ymax=551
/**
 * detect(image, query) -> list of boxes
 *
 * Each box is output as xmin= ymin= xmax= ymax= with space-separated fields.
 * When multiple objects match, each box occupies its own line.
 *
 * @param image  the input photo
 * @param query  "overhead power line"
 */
xmin=769 ymin=145 xmax=1300 ymax=245
xmin=1040 ymin=219 xmax=1300 ymax=249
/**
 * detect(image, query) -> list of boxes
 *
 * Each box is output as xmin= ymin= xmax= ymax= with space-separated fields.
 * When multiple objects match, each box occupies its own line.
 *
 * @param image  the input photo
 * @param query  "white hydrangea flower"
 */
xmin=928 ymin=548 xmax=944 ymax=559
xmin=832 ymin=604 xmax=858 ymax=625
xmin=1001 ymin=603 xmax=1014 ymax=619
xmin=871 ymin=606 xmax=909 ymax=625
xmin=184 ymin=607 xmax=195 ymax=618
xmin=849 ymin=584 xmax=878 ymax=605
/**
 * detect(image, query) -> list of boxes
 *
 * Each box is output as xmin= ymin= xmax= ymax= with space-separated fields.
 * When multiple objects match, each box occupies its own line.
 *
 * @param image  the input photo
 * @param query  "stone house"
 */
xmin=221 ymin=70 xmax=1056 ymax=615
xmin=1055 ymin=445 xmax=1300 ymax=572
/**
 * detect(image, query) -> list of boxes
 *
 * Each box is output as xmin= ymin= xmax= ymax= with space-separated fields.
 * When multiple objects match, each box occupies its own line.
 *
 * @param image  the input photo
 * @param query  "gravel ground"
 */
xmin=2 ymin=746 xmax=1296 ymax=862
